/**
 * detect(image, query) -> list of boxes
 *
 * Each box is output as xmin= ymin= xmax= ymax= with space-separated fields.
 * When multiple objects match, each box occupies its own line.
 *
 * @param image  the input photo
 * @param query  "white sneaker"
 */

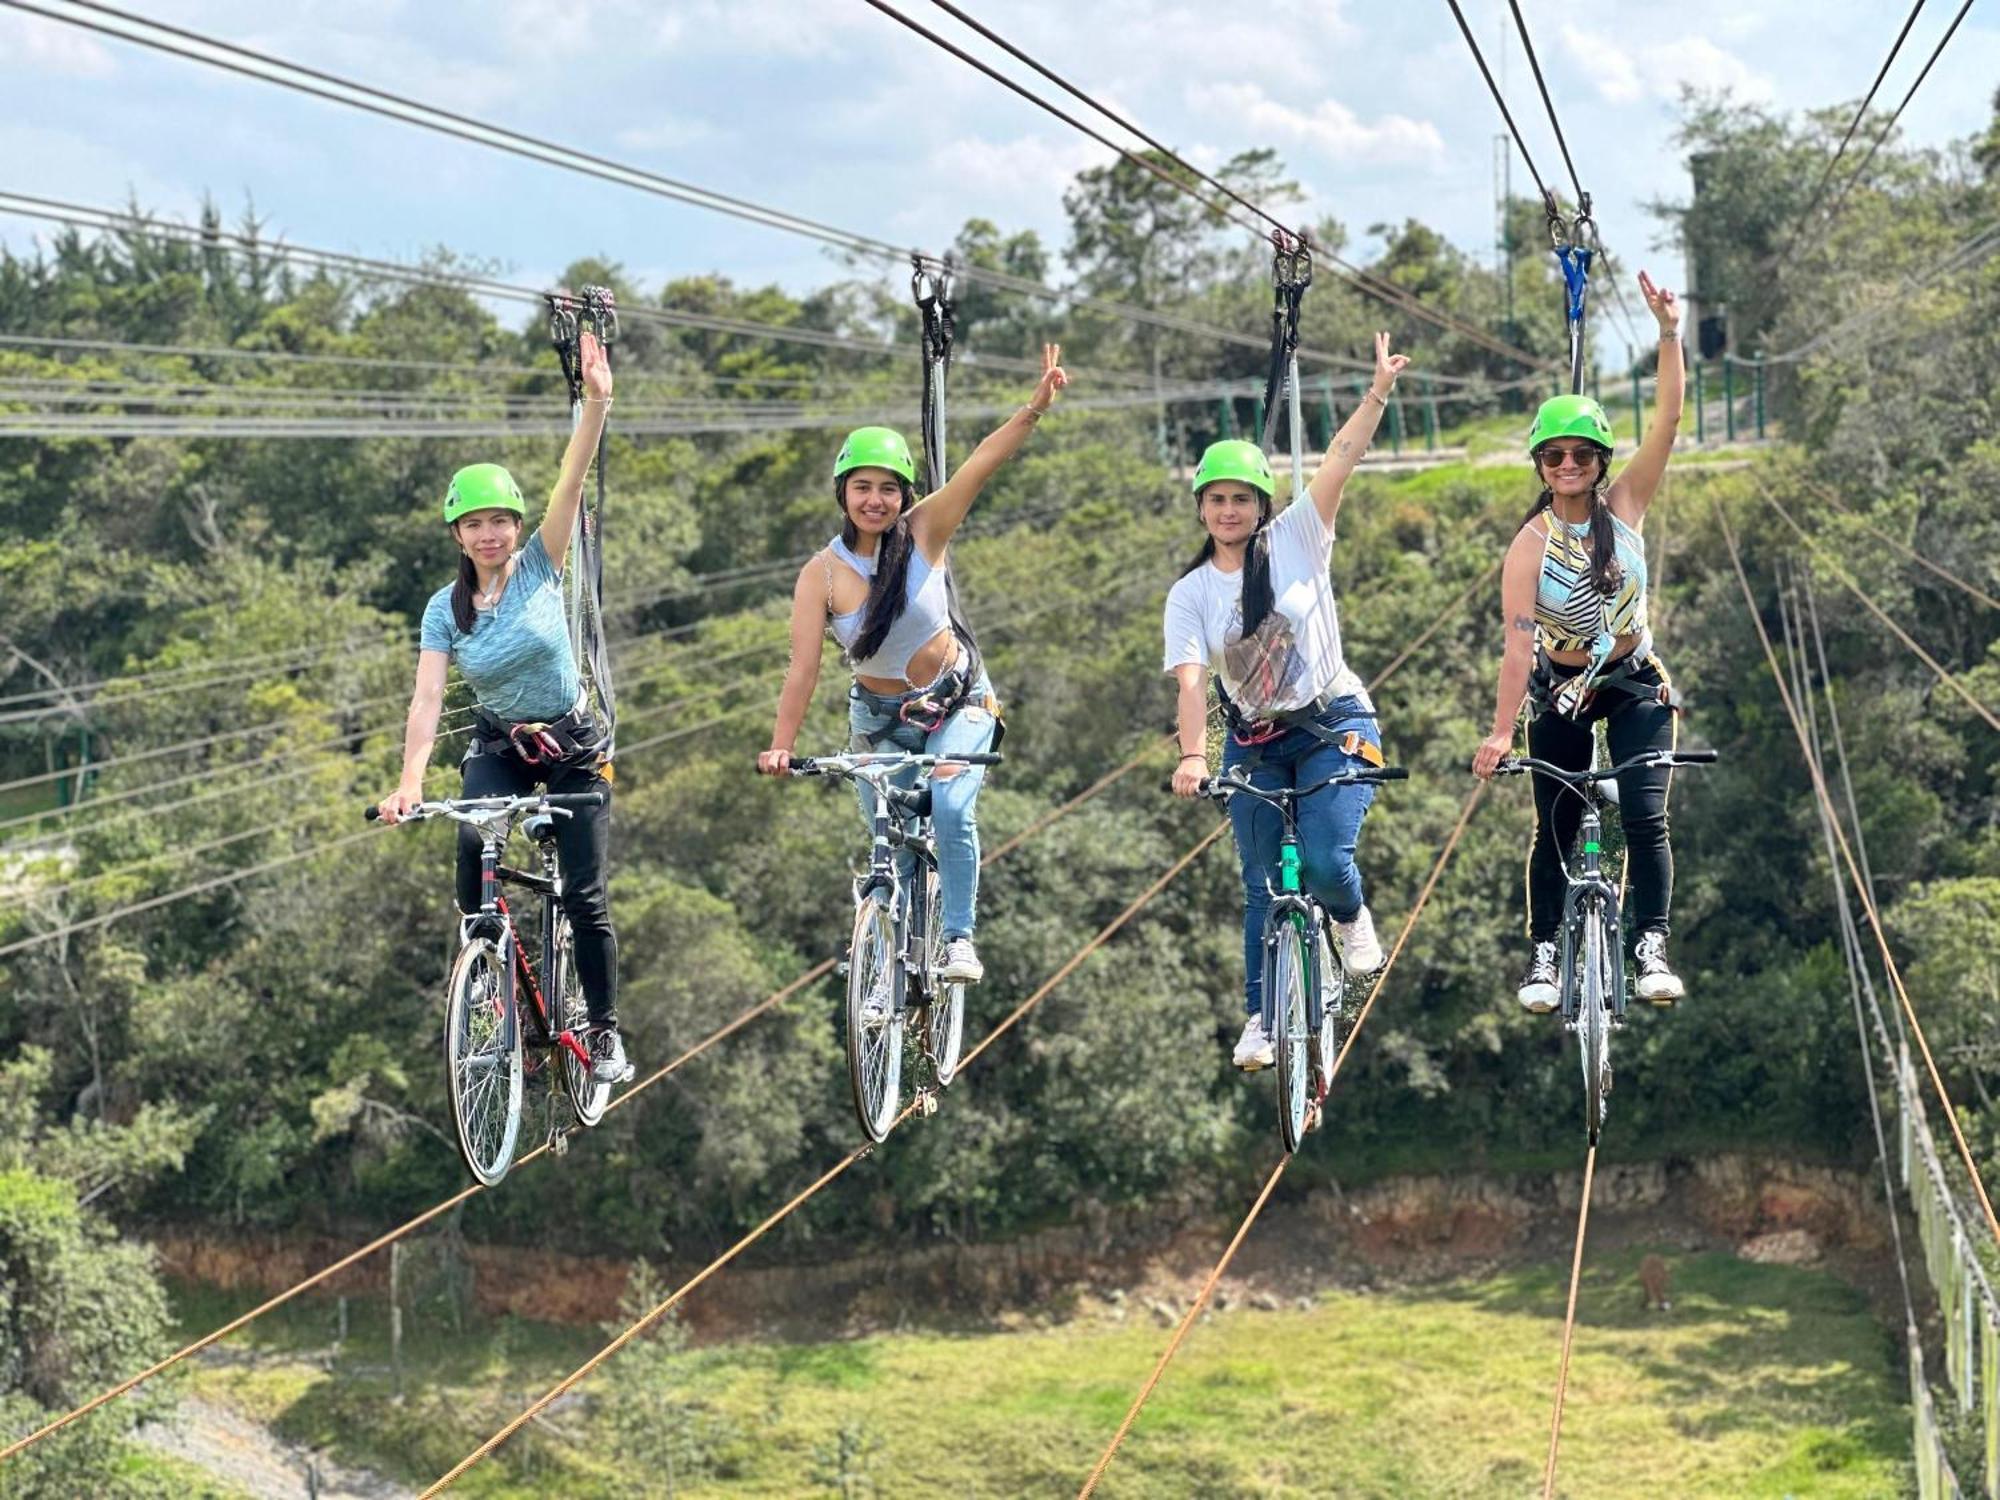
xmin=1633 ymin=930 xmax=1684 ymax=1004
xmin=939 ymin=937 xmax=984 ymax=984
xmin=588 ymin=1026 xmax=634 ymax=1084
xmin=1333 ymin=905 xmax=1385 ymax=975
xmin=1232 ymin=1017 xmax=1275 ymax=1071
xmin=1518 ymin=941 xmax=1560 ymax=1014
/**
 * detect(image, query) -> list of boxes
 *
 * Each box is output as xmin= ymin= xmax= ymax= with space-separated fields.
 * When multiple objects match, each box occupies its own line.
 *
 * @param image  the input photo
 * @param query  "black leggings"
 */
xmin=454 ymin=747 xmax=618 ymax=1027
xmin=1525 ymin=655 xmax=1678 ymax=949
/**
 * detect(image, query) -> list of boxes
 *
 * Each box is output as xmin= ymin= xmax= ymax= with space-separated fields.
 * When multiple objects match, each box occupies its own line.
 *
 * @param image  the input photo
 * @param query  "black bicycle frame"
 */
xmin=863 ymin=782 xmax=941 ymax=1005
xmin=476 ymin=825 xmax=589 ymax=1070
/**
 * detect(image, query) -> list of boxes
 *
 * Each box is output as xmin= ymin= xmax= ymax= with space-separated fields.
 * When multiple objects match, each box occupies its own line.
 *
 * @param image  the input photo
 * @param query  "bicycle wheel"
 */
xmin=1269 ymin=914 xmax=1313 ymax=1154
xmin=920 ymin=865 xmax=966 ymax=1089
xmin=1579 ymin=906 xmax=1613 ymax=1144
xmin=445 ymin=937 xmax=523 ymax=1186
xmin=554 ymin=917 xmax=610 ymax=1129
xmin=846 ymin=889 xmax=906 ymax=1143
xmin=1312 ymin=917 xmax=1349 ymax=1095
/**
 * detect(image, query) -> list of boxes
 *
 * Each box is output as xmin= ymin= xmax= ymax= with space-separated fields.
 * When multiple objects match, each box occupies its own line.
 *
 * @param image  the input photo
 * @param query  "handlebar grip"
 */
xmin=363 ymin=804 xmax=381 ymax=822
xmin=789 ymin=758 xmax=823 ymax=775
xmin=1674 ymin=749 xmax=1719 ymax=764
xmin=1368 ymin=767 xmax=1410 ymax=782
xmin=544 ymin=792 xmax=606 ymax=807
xmin=954 ymin=752 xmax=1003 ymax=766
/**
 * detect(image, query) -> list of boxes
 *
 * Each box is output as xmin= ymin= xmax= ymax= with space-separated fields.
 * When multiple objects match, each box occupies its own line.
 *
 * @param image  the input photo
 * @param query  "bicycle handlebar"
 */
xmin=1493 ymin=749 xmax=1717 ymax=785
xmin=1192 ymin=763 xmax=1408 ymax=804
xmin=363 ymin=791 xmax=605 ymax=823
xmin=790 ymin=750 xmax=1004 ymax=778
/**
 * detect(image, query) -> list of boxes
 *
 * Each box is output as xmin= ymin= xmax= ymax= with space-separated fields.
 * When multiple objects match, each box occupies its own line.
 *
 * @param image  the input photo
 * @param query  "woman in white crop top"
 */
xmin=757 ymin=345 xmax=1068 ymax=984
xmin=1164 ymin=332 xmax=1409 ymax=1074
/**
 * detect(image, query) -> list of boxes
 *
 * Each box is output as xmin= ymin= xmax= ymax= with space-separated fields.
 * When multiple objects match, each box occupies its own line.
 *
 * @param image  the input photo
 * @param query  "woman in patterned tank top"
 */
xmin=1471 ymin=271 xmax=1694 ymax=1013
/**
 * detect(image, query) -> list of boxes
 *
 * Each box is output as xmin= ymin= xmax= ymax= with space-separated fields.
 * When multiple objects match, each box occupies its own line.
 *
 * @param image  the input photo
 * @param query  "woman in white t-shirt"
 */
xmin=1165 ymin=332 xmax=1409 ymax=1071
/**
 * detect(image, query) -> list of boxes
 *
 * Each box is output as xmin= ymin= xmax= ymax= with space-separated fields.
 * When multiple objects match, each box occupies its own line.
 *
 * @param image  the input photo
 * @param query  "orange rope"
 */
xmin=1810 ymin=481 xmax=2000 ymax=613
xmin=1078 ymin=779 xmax=1488 ymax=1494
xmin=1542 ymin=1142 xmax=1598 ymax=1499
xmin=422 ymin=825 xmax=1230 ymax=1492
xmin=1762 ymin=489 xmax=2000 ymax=733
xmin=1366 ymin=558 xmax=1502 ymax=691
xmin=1720 ymin=503 xmax=2000 ymax=1250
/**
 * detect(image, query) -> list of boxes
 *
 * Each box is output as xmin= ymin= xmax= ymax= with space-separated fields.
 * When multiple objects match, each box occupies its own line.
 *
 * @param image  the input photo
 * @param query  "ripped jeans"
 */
xmin=847 ymin=673 xmax=998 ymax=940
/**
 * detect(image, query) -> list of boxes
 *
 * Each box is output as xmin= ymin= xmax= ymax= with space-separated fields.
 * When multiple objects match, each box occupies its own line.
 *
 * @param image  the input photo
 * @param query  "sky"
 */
xmin=2 ymin=0 xmax=1996 ymax=349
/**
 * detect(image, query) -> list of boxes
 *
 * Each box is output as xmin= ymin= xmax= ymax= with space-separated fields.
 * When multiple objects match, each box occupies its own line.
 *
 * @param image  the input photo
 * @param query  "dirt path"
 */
xmin=136 ymin=1394 xmax=411 ymax=1500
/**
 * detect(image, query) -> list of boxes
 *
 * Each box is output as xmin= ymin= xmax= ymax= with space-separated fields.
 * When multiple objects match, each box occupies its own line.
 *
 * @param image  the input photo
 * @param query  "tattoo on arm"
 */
xmin=1510 ymin=614 xmax=1536 ymax=632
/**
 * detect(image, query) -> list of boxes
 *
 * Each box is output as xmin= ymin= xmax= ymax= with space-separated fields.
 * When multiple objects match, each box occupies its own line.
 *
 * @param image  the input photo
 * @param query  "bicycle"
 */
xmin=1198 ymin=761 xmax=1407 ymax=1152
xmin=787 ymin=750 xmax=1003 ymax=1142
xmin=365 ymin=791 xmax=614 ymax=1185
xmin=1492 ymin=748 xmax=1716 ymax=1143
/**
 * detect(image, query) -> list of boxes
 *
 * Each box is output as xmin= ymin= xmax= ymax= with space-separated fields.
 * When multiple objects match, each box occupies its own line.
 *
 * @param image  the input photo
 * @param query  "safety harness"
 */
xmin=901 ymin=254 xmax=1004 ymax=746
xmin=545 ymin=285 xmax=620 ymax=772
xmin=1213 ymin=233 xmax=1383 ymax=771
xmin=1546 ymin=191 xmax=1598 ymax=397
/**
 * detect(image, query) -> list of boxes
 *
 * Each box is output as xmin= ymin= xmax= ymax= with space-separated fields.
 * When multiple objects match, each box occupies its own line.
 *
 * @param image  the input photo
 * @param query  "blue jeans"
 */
xmin=1222 ymin=696 xmax=1381 ymax=1018
xmin=847 ymin=673 xmax=997 ymax=940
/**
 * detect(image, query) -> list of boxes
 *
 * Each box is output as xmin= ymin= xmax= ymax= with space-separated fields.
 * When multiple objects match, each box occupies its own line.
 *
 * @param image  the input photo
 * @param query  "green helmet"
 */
xmin=442 ymin=463 xmax=526 ymax=525
xmin=1191 ymin=439 xmax=1274 ymax=499
xmin=833 ymin=426 xmax=917 ymax=484
xmin=1527 ymin=395 xmax=1614 ymax=455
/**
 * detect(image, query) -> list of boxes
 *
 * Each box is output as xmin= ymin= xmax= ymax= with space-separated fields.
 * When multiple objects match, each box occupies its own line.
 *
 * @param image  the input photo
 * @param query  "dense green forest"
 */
xmin=2 ymin=90 xmax=1998 ymax=1494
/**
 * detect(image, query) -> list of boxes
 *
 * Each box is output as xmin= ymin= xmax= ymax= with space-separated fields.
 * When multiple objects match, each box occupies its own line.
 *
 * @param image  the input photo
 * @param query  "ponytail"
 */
xmin=451 ymin=547 xmax=479 ymax=635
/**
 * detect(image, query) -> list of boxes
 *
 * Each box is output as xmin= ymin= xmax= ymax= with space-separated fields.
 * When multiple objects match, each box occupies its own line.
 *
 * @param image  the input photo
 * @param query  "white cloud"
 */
xmin=1561 ymin=24 xmax=1776 ymax=105
xmin=1192 ymin=82 xmax=1446 ymax=166
xmin=918 ymin=132 xmax=1109 ymax=207
xmin=0 ymin=11 xmax=116 ymax=77
xmin=614 ymin=117 xmax=715 ymax=153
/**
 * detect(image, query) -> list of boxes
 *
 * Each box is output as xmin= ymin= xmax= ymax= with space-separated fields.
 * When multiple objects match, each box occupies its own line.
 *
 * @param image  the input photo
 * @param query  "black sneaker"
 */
xmin=1633 ymin=930 xmax=1684 ymax=1005
xmin=1518 ymin=941 xmax=1559 ymax=1013
xmin=589 ymin=1025 xmax=634 ymax=1084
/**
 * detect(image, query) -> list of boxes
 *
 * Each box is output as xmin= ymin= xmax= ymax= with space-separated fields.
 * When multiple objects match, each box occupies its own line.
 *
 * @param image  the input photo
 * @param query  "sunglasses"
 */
xmin=1536 ymin=444 xmax=1603 ymax=470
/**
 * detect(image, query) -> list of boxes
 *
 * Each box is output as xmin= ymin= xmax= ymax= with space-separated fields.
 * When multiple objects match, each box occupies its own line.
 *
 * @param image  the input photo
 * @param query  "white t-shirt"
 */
xmin=1161 ymin=494 xmax=1370 ymax=718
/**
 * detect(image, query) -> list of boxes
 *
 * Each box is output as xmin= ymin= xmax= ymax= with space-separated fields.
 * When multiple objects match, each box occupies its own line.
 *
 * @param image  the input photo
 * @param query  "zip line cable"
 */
xmin=1078 ymin=779 xmax=1489 ymax=1496
xmin=868 ymin=0 xmax=1552 ymax=370
xmin=422 ymin=824 xmax=1230 ymax=1494
xmin=1502 ymin=0 xmax=1584 ymax=208
xmin=1443 ymin=0 xmax=1557 ymax=208
xmin=1761 ymin=489 xmax=2000 ymax=732
xmin=0 ymin=4 xmax=1507 ymax=385
xmin=1776 ymin=0 xmax=1932 ymax=254
xmin=0 ymin=689 xmax=1193 ymax=1464
xmin=1808 ymin=481 xmax=2000 ymax=613
xmin=1820 ymin=0 xmax=1979 ymax=228
xmin=1717 ymin=501 xmax=2000 ymax=1251
xmin=1759 ymin=217 xmax=2000 ymax=365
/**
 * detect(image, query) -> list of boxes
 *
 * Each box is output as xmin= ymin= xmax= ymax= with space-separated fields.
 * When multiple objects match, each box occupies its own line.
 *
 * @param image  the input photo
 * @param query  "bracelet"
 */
xmin=1658 ymin=330 xmax=1680 ymax=343
xmin=583 ymin=395 xmax=614 ymax=406
xmin=1178 ymin=751 xmax=1206 ymax=762
xmin=1363 ymin=387 xmax=1391 ymax=409
xmin=1020 ymin=404 xmax=1046 ymax=421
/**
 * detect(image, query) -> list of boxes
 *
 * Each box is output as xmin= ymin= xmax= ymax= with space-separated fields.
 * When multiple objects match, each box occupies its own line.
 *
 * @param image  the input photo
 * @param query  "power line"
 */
xmin=1778 ymin=0 xmax=1933 ymax=249
xmin=1821 ymin=0 xmax=1981 ymax=226
xmin=870 ymin=0 xmax=1553 ymax=371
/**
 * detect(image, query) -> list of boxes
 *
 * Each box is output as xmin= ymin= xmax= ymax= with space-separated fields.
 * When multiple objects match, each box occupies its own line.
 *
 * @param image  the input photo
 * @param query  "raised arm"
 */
xmin=756 ymin=558 xmax=833 ymax=776
xmin=538 ymin=330 xmax=614 ymax=572
xmin=1472 ymin=529 xmax=1546 ymax=779
xmin=1607 ymin=271 xmax=1683 ymax=524
xmin=908 ymin=344 xmax=1067 ymax=560
xmin=1305 ymin=332 xmax=1409 ymax=529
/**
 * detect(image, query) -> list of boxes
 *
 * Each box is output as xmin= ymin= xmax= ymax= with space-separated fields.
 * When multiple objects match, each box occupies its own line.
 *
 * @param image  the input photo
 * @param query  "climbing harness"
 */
xmin=466 ymin=696 xmax=606 ymax=768
xmin=1528 ymin=646 xmax=1683 ymax=723
xmin=545 ymin=285 xmax=620 ymax=768
xmin=907 ymin=254 xmax=1004 ymax=748
xmin=1545 ymin=191 xmax=1598 ymax=397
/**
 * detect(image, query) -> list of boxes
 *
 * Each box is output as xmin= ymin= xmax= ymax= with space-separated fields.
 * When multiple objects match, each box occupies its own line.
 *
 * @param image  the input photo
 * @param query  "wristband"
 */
xmin=1178 ymin=751 xmax=1206 ymax=762
xmin=1363 ymin=387 xmax=1391 ymax=409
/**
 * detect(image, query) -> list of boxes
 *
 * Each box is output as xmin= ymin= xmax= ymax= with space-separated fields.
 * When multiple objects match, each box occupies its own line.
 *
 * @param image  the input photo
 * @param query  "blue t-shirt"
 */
xmin=420 ymin=533 xmax=580 ymax=723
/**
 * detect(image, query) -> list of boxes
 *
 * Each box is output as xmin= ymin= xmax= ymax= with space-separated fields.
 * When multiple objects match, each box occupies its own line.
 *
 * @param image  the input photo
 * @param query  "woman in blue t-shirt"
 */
xmin=376 ymin=331 xmax=630 ymax=1084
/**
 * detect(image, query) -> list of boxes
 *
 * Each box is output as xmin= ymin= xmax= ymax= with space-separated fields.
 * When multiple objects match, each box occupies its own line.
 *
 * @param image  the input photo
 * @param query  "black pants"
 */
xmin=454 ymin=746 xmax=618 ymax=1027
xmin=1525 ymin=655 xmax=1677 ymax=949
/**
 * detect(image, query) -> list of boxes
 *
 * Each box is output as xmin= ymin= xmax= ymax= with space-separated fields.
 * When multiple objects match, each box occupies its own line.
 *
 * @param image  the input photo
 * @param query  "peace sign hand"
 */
xmin=1029 ymin=342 xmax=1068 ymax=415
xmin=1371 ymin=331 xmax=1410 ymax=395
xmin=1637 ymin=270 xmax=1679 ymax=335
